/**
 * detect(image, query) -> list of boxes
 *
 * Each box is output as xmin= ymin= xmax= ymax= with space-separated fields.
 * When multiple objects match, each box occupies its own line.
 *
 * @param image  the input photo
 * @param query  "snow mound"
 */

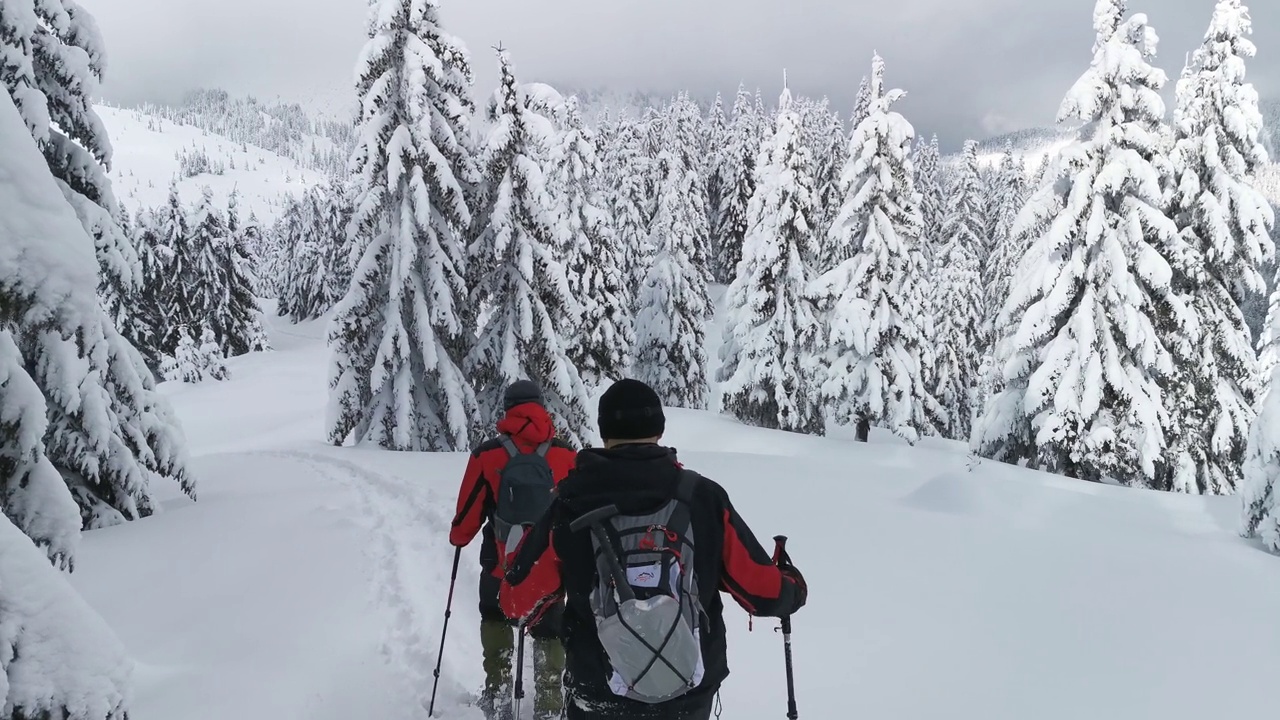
xmin=0 ymin=518 xmax=131 ymax=719
xmin=900 ymin=472 xmax=990 ymax=516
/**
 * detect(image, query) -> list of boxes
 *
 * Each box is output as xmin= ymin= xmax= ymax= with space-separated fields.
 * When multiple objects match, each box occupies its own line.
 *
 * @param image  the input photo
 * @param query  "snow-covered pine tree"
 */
xmin=809 ymin=54 xmax=937 ymax=443
xmin=0 ymin=328 xmax=81 ymax=569
xmin=214 ymin=193 xmax=269 ymax=357
xmin=114 ymin=202 xmax=163 ymax=372
xmin=715 ymin=85 xmax=761 ymax=284
xmin=550 ymin=95 xmax=633 ymax=385
xmin=978 ymin=151 xmax=1032 ymax=410
xmin=973 ymin=1 xmax=1184 ymax=486
xmin=851 ymin=76 xmax=872 ymax=129
xmin=705 ymin=92 xmax=728 ymax=259
xmin=912 ymin=135 xmax=946 ymax=273
xmin=320 ymin=178 xmax=355 ymax=307
xmin=162 ymin=327 xmax=202 ymax=384
xmin=930 ymin=140 xmax=987 ymax=441
xmin=2 ymin=6 xmax=193 ymax=530
xmin=466 ymin=50 xmax=593 ymax=445
xmin=1243 ymin=358 xmax=1280 ymax=551
xmin=665 ymin=92 xmax=713 ymax=310
xmin=1164 ymin=0 xmax=1275 ymax=495
xmin=2 ymin=87 xmax=193 ymax=542
xmin=600 ymin=116 xmax=651 ymax=304
xmin=198 ymin=326 xmax=230 ymax=381
xmin=984 ymin=151 xmax=1031 ymax=309
xmin=636 ymin=148 xmax=711 ymax=410
xmin=804 ymin=100 xmax=847 ymax=262
xmin=276 ymin=191 xmax=325 ymax=322
xmin=0 ymin=0 xmax=141 ymax=328
xmin=181 ymin=189 xmax=237 ymax=347
xmin=327 ymin=0 xmax=479 ymax=451
xmin=719 ymin=85 xmax=822 ymax=433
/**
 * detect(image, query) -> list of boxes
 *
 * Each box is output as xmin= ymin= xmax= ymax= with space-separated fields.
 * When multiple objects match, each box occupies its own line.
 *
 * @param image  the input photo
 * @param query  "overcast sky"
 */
xmin=92 ymin=0 xmax=1279 ymax=149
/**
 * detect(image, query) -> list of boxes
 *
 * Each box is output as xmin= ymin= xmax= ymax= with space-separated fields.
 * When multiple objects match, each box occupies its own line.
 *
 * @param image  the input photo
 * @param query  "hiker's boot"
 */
xmin=479 ymin=619 xmax=514 ymax=720
xmin=532 ymin=636 xmax=566 ymax=720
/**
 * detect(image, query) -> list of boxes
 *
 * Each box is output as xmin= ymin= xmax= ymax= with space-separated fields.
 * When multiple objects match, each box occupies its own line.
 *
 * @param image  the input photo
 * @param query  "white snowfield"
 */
xmin=96 ymin=106 xmax=326 ymax=224
xmin=67 ymin=299 xmax=1280 ymax=720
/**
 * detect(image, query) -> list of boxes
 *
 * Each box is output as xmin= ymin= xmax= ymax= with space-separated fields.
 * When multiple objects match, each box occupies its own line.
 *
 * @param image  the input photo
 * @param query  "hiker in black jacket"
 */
xmin=500 ymin=379 xmax=808 ymax=720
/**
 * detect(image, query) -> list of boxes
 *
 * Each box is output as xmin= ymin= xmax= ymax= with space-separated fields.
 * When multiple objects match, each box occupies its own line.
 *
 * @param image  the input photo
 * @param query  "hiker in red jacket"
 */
xmin=450 ymin=380 xmax=577 ymax=720
xmin=499 ymin=379 xmax=808 ymax=720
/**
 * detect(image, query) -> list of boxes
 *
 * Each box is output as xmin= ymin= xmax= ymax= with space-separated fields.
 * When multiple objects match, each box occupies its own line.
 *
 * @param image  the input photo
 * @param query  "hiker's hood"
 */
xmin=496 ymin=402 xmax=556 ymax=446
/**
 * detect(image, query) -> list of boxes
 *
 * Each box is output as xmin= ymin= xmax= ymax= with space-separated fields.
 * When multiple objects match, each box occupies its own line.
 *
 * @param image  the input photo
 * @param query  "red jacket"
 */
xmin=449 ymin=402 xmax=577 ymax=577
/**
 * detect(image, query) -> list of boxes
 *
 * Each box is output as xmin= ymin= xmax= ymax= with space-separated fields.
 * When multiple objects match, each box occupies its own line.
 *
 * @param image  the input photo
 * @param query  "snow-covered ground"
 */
xmin=66 ymin=299 xmax=1280 ymax=720
xmin=97 ymin=106 xmax=326 ymax=224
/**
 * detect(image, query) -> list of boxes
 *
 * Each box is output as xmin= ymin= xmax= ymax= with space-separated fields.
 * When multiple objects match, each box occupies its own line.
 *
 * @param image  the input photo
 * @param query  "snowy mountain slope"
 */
xmin=63 ymin=300 xmax=1280 ymax=720
xmin=98 ymin=106 xmax=327 ymax=224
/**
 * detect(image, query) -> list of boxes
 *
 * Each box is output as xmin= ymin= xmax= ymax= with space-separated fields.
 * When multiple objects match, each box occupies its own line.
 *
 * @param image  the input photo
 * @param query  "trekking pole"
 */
xmin=513 ymin=621 xmax=527 ymax=720
xmin=428 ymin=546 xmax=463 ymax=717
xmin=773 ymin=536 xmax=799 ymax=720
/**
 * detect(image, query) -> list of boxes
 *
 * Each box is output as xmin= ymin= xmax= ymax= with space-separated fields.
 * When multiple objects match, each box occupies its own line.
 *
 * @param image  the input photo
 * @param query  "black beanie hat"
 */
xmin=503 ymin=380 xmax=544 ymax=411
xmin=598 ymin=379 xmax=666 ymax=441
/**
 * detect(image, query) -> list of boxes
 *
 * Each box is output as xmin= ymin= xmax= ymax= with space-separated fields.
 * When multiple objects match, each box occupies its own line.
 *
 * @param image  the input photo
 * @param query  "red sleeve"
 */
xmin=449 ymin=452 xmax=491 ymax=547
xmin=500 ymin=526 xmax=563 ymax=622
xmin=719 ymin=505 xmax=800 ymax=617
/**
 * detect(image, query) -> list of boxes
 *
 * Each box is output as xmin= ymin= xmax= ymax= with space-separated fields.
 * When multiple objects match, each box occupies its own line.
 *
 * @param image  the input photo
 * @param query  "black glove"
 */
xmin=780 ymin=563 xmax=807 ymax=613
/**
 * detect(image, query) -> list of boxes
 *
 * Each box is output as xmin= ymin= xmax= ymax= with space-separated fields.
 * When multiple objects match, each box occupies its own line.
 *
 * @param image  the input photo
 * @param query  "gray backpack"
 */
xmin=492 ymin=435 xmax=555 ymax=564
xmin=569 ymin=473 xmax=705 ymax=704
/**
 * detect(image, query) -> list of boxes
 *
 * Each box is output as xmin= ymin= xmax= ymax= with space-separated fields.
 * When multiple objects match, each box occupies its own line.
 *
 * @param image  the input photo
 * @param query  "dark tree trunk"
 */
xmin=855 ymin=415 xmax=871 ymax=443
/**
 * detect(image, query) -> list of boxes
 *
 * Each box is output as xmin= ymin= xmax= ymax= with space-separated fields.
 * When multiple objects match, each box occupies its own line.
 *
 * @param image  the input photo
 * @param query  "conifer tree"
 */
xmin=666 ymin=92 xmax=714 ymax=309
xmin=720 ymin=86 xmax=822 ymax=433
xmin=601 ymin=116 xmax=651 ymax=305
xmin=327 ymin=0 xmax=479 ymax=451
xmin=214 ymin=193 xmax=269 ymax=356
xmin=716 ymin=86 xmax=762 ymax=283
xmin=467 ymin=50 xmax=594 ymax=445
xmin=851 ymin=76 xmax=872 ymax=129
xmin=705 ymin=93 xmax=728 ymax=259
xmin=806 ymin=102 xmax=847 ymax=262
xmin=913 ymin=135 xmax=946 ymax=272
xmin=1165 ymin=0 xmax=1274 ymax=494
xmin=636 ymin=149 xmax=710 ymax=410
xmin=973 ymin=1 xmax=1183 ymax=486
xmin=809 ymin=55 xmax=937 ymax=442
xmin=930 ymin=140 xmax=986 ymax=441
xmin=984 ymin=151 xmax=1031 ymax=313
xmin=551 ymin=96 xmax=634 ymax=385
xmin=2 ymin=0 xmax=193 ymax=532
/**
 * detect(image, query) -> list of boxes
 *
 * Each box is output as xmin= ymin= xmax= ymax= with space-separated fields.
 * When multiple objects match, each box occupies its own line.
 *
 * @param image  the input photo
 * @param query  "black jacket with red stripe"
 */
xmin=500 ymin=443 xmax=804 ymax=705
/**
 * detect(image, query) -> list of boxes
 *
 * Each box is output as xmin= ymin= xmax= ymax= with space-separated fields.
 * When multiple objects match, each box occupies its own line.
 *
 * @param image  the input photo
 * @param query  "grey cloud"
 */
xmin=94 ymin=0 xmax=1280 ymax=150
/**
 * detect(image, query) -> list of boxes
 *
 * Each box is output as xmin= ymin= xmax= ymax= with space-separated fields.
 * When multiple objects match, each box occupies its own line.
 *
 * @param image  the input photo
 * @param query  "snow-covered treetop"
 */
xmin=1062 ymin=1 xmax=1166 ymax=128
xmin=1176 ymin=0 xmax=1269 ymax=171
xmin=353 ymin=0 xmax=476 ymax=235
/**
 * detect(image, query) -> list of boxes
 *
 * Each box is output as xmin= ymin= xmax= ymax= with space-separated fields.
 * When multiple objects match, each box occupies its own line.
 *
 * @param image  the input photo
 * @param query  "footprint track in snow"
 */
xmin=247 ymin=450 xmax=478 ymax=716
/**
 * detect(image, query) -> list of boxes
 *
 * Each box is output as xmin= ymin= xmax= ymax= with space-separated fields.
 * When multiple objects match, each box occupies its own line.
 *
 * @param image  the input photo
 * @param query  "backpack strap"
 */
xmin=665 ymin=471 xmax=698 ymax=549
xmin=675 ymin=471 xmax=698 ymax=505
xmin=498 ymin=434 xmax=520 ymax=457
xmin=499 ymin=435 xmax=552 ymax=458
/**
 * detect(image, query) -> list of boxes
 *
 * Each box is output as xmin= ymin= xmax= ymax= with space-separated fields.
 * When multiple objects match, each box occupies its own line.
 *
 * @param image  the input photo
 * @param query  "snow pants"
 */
xmin=479 ymin=571 xmax=565 ymax=720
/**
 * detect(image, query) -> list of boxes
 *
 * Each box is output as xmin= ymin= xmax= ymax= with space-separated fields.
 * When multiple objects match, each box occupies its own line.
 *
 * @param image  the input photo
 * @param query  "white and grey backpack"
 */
xmin=568 ymin=472 xmax=706 ymax=704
